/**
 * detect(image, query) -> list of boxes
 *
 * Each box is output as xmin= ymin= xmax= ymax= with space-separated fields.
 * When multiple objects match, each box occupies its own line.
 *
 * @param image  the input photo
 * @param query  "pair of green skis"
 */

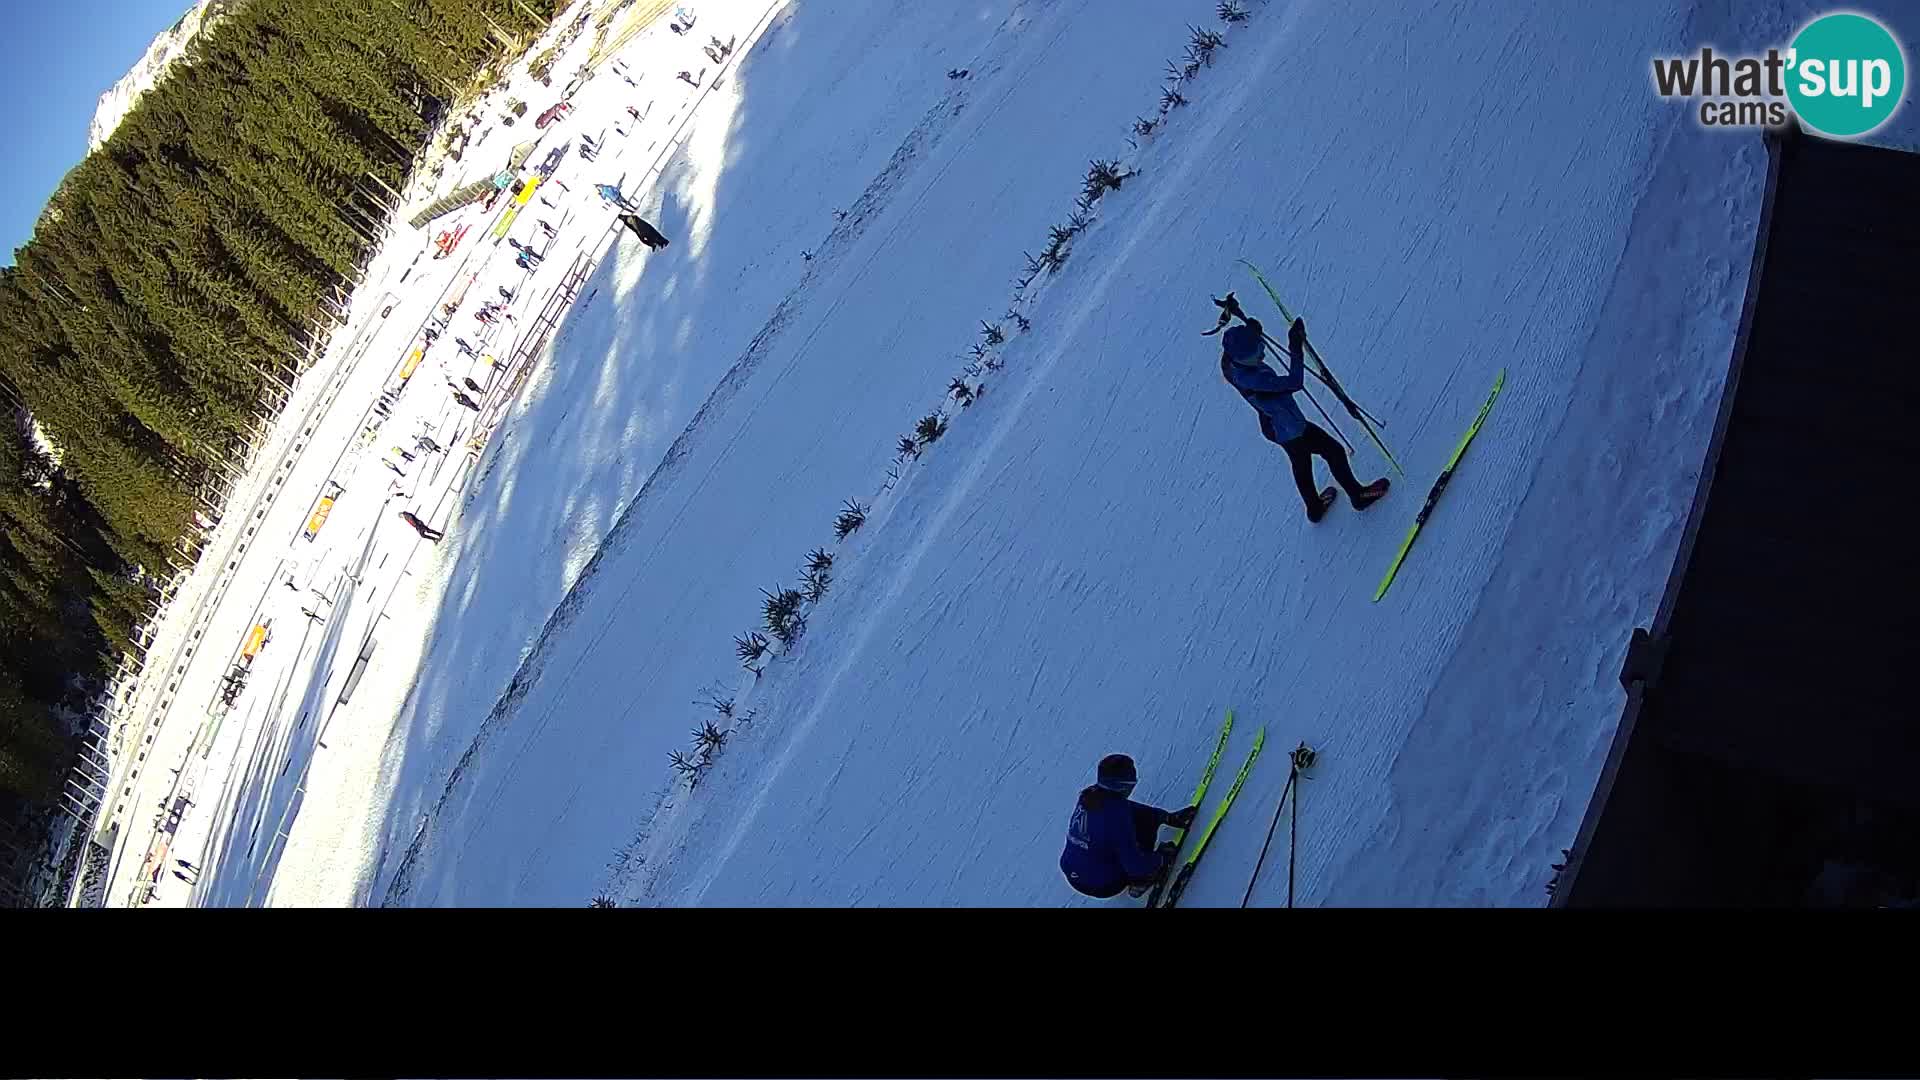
xmin=1145 ymin=709 xmax=1265 ymax=909
xmin=1145 ymin=709 xmax=1321 ymax=907
xmin=1234 ymin=261 xmax=1506 ymax=602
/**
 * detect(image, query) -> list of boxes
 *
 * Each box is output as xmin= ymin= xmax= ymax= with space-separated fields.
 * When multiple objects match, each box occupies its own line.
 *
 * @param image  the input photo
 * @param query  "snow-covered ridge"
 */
xmin=88 ymin=0 xmax=228 ymax=151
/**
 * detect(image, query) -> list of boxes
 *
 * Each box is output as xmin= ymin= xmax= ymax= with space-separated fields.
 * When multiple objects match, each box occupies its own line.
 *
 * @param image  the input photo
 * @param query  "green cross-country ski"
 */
xmin=1159 ymin=724 xmax=1266 ymax=909
xmin=1374 ymin=368 xmax=1505 ymax=601
xmin=1239 ymin=259 xmax=1405 ymax=478
xmin=1142 ymin=708 xmax=1235 ymax=908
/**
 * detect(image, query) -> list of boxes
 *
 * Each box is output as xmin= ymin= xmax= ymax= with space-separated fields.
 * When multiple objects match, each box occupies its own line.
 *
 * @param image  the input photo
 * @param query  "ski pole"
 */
xmin=1264 ymin=329 xmax=1405 ymax=478
xmin=1260 ymin=329 xmax=1387 ymax=429
xmin=1307 ymin=343 xmax=1388 ymax=430
xmin=1288 ymin=744 xmax=1314 ymax=907
xmin=1218 ymin=297 xmax=1389 ymax=434
xmin=1239 ymin=769 xmax=1297 ymax=908
xmin=1300 ymin=387 xmax=1356 ymax=455
xmin=1286 ymin=743 xmax=1315 ymax=907
xmin=1239 ymin=742 xmax=1317 ymax=908
xmin=1206 ymin=294 xmax=1378 ymax=464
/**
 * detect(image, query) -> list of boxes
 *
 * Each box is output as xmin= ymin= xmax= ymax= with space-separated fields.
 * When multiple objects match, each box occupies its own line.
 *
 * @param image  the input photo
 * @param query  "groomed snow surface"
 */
xmin=140 ymin=0 xmax=1920 ymax=907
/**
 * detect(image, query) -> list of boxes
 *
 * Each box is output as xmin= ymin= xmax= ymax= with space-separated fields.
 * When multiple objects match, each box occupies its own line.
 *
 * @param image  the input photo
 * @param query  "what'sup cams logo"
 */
xmin=1653 ymin=12 xmax=1907 ymax=138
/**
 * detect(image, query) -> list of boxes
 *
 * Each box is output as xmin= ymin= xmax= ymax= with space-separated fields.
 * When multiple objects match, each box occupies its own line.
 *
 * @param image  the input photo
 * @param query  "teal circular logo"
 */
xmin=1786 ymin=13 xmax=1906 ymax=138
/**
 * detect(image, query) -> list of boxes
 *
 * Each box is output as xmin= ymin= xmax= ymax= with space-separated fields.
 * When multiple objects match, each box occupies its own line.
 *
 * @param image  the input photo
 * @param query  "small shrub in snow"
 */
xmin=1016 ymin=251 xmax=1044 ymax=292
xmin=916 ymin=413 xmax=949 ymax=445
xmin=589 ymin=894 xmax=618 ymax=908
xmin=806 ymin=548 xmax=835 ymax=574
xmin=968 ymin=342 xmax=989 ymax=362
xmin=760 ymin=584 xmax=798 ymax=618
xmin=949 ymin=377 xmax=976 ymax=407
xmin=735 ymin=707 xmax=758 ymax=728
xmin=696 ymin=686 xmax=735 ymax=718
xmin=736 ymin=631 xmax=770 ymax=668
xmin=833 ymin=208 xmax=848 ymax=221
xmin=980 ymin=321 xmax=1006 ymax=347
xmin=1082 ymin=160 xmax=1137 ymax=204
xmin=1004 ymin=309 xmax=1031 ymax=334
xmin=1188 ymin=25 xmax=1225 ymax=63
xmin=1160 ymin=86 xmax=1188 ymax=112
xmin=1217 ymin=0 xmax=1250 ymax=23
xmin=692 ymin=718 xmax=730 ymax=756
xmin=834 ymin=499 xmax=869 ymax=539
xmin=982 ymin=352 xmax=1005 ymax=372
xmin=802 ymin=567 xmax=832 ymax=603
xmin=1039 ymin=233 xmax=1069 ymax=274
xmin=1133 ymin=115 xmax=1158 ymax=138
xmin=756 ymin=580 xmax=802 ymax=638
xmin=896 ymin=434 xmax=922 ymax=459
xmin=669 ymin=749 xmax=703 ymax=777
xmin=1068 ymin=210 xmax=1093 ymax=234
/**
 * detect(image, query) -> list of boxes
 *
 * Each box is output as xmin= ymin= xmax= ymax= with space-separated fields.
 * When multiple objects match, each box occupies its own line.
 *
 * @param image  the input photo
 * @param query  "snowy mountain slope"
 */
xmin=237 ymin=0 xmax=1920 ymax=907
xmin=89 ymin=0 xmax=225 ymax=150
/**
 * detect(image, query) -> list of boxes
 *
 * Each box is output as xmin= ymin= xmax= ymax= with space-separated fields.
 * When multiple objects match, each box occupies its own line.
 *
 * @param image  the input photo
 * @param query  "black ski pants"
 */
xmin=1262 ymin=417 xmax=1366 ymax=512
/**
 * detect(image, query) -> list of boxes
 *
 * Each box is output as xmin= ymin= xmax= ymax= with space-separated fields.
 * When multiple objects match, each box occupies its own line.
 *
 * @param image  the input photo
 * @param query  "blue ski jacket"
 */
xmin=1221 ymin=320 xmax=1308 ymax=443
xmin=1060 ymin=787 xmax=1168 ymax=897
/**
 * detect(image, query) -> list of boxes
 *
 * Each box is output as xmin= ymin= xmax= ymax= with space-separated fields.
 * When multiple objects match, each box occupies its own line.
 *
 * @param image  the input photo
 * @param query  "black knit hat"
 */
xmin=1096 ymin=753 xmax=1138 ymax=792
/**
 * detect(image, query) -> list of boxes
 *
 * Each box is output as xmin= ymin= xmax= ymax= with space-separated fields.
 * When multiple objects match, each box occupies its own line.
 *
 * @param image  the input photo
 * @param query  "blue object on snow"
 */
xmin=1060 ymin=788 xmax=1165 ymax=898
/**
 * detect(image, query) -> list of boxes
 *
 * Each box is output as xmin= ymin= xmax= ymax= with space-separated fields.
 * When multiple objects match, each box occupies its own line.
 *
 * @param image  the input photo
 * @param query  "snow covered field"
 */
xmin=103 ymin=0 xmax=1918 ymax=907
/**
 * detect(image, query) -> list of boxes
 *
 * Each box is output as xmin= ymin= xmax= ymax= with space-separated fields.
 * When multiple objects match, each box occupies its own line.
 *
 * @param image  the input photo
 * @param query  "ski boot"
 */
xmin=1351 ymin=478 xmax=1391 ymax=510
xmin=1306 ymin=486 xmax=1338 ymax=523
xmin=1126 ymin=842 xmax=1181 ymax=898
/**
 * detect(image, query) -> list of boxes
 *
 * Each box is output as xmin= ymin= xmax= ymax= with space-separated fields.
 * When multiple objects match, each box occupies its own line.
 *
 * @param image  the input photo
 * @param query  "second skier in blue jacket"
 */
xmin=1219 ymin=301 xmax=1388 ymax=521
xmin=1061 ymin=754 xmax=1197 ymax=899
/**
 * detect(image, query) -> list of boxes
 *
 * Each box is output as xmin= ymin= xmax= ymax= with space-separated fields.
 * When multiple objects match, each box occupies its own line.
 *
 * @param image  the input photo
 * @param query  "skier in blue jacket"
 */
xmin=1061 ymin=754 xmax=1197 ymax=899
xmin=1217 ymin=296 xmax=1389 ymax=521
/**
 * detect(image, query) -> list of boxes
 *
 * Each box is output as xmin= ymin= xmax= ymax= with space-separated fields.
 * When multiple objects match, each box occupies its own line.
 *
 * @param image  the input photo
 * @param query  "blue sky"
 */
xmin=0 ymin=0 xmax=196 ymax=264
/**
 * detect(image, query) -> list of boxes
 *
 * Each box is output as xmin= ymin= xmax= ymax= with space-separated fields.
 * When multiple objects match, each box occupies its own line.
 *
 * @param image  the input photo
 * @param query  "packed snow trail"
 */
xmin=241 ymin=0 xmax=1920 ymax=906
